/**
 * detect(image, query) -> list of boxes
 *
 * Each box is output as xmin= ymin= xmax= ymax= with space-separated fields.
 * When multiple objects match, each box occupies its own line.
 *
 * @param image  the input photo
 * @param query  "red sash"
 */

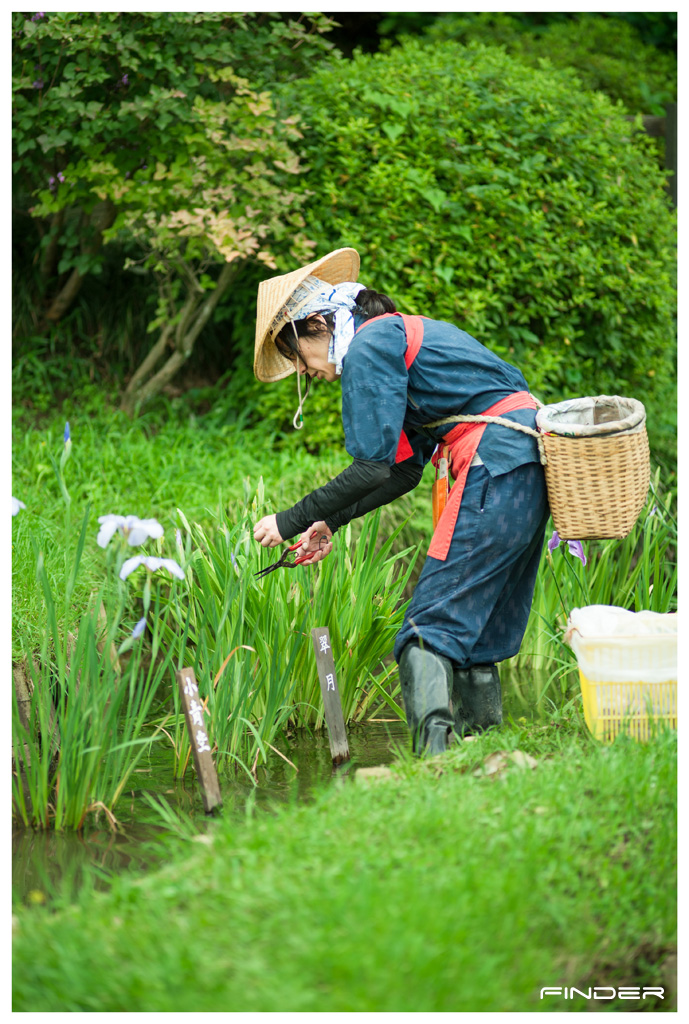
xmin=427 ymin=391 xmax=538 ymax=560
xmin=354 ymin=312 xmax=425 ymax=463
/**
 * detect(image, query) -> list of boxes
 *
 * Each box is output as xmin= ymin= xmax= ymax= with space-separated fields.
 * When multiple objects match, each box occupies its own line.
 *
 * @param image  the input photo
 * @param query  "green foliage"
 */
xmin=614 ymin=12 xmax=677 ymax=53
xmin=12 ymin=240 xmax=158 ymax=384
xmin=13 ymin=11 xmax=332 ymax=270
xmin=151 ymin=498 xmax=417 ymax=773
xmin=263 ymin=37 xmax=676 ymax=462
xmin=12 ymin=399 xmax=416 ymax=810
xmin=378 ymin=13 xmax=677 ymax=57
xmin=12 ymin=383 xmax=679 ymax=841
xmin=12 ymin=729 xmax=676 ymax=1010
xmin=11 ymin=385 xmax=353 ymax=658
xmin=12 ymin=452 xmax=178 ymax=830
xmin=424 ymin=13 xmax=677 ymax=113
xmin=12 ymin=11 xmax=338 ymax=404
xmin=13 ymin=583 xmax=174 ymax=831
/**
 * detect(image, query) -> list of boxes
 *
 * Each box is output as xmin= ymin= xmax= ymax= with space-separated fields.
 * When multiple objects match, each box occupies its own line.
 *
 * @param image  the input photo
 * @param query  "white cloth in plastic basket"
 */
xmin=565 ymin=602 xmax=675 ymax=724
xmin=565 ymin=605 xmax=678 ymax=684
xmin=535 ymin=395 xmax=646 ymax=438
xmin=565 ymin=605 xmax=678 ymax=641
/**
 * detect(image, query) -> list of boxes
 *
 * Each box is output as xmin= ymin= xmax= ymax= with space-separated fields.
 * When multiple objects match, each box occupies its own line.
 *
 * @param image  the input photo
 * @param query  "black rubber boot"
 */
xmin=451 ymin=667 xmax=473 ymax=738
xmin=452 ymin=663 xmax=503 ymax=736
xmin=398 ymin=643 xmax=454 ymax=756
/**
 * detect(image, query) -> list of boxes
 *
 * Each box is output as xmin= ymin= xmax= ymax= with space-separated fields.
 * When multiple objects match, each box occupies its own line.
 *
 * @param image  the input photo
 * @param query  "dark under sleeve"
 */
xmin=324 ymin=459 xmax=424 ymax=532
xmin=275 ymin=458 xmax=392 ymax=541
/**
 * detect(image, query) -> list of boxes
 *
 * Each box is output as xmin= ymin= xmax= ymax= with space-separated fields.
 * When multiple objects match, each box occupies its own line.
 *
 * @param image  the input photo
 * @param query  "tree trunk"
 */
xmin=41 ymin=199 xmax=117 ymax=326
xmin=39 ymin=209 xmax=65 ymax=280
xmin=119 ymin=261 xmax=239 ymax=416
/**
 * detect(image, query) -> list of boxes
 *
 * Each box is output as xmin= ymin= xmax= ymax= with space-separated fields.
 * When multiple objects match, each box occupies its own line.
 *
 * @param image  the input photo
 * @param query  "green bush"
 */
xmin=249 ymin=38 xmax=675 ymax=462
xmin=424 ymin=13 xmax=677 ymax=113
xmin=11 ymin=11 xmax=338 ymax=412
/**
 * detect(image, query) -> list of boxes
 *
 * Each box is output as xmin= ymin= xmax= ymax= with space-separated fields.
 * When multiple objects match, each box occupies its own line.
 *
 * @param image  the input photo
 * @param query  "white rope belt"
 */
xmin=423 ymin=395 xmax=548 ymax=466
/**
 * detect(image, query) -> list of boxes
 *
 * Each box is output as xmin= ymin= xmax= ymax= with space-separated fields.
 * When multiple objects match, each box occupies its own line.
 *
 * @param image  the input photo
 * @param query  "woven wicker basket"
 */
xmin=426 ymin=394 xmax=651 ymax=541
xmin=541 ymin=427 xmax=650 ymax=539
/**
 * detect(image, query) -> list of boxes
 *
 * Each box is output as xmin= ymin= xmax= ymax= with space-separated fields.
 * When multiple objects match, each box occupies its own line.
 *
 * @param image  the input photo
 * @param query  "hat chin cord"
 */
xmin=291 ymin=320 xmax=310 ymax=430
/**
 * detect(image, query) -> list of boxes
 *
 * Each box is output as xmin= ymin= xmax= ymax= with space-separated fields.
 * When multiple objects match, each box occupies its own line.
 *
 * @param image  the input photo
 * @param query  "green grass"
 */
xmin=12 ymin=384 xmax=677 ymax=828
xmin=12 ymin=723 xmax=676 ymax=1012
xmin=155 ymin=500 xmax=418 ymax=776
xmin=11 ymin=385 xmax=354 ymax=658
xmin=13 ymin=385 xmax=676 ymax=673
xmin=11 ymin=385 xmax=677 ymax=1007
xmin=12 ymin=394 xmax=423 ymax=824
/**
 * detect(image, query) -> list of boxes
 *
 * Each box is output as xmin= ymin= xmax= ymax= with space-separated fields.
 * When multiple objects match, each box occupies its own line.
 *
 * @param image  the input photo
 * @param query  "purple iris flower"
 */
xmin=63 ymin=421 xmax=70 ymax=443
xmin=547 ymin=530 xmax=587 ymax=566
xmin=566 ymin=539 xmax=587 ymax=566
xmin=121 ymin=73 xmax=129 ymax=85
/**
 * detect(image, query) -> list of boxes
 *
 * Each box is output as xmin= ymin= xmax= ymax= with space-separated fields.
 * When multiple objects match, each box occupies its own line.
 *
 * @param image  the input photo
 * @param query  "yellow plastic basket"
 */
xmin=571 ymin=633 xmax=677 ymax=742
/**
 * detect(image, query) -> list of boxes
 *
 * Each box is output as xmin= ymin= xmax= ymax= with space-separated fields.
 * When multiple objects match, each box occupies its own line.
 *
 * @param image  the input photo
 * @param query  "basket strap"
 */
xmin=423 ymin=394 xmax=547 ymax=466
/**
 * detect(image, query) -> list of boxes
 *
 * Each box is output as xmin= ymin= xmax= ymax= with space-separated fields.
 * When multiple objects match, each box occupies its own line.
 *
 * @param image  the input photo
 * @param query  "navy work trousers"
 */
xmin=394 ymin=462 xmax=550 ymax=667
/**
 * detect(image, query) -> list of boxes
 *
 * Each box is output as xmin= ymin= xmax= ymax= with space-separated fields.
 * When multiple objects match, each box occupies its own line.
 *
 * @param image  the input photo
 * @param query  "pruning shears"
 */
xmin=254 ymin=542 xmax=311 ymax=579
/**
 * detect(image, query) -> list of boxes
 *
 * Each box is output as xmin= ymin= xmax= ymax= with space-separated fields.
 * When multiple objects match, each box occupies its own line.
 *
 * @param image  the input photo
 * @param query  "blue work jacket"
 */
xmin=342 ymin=313 xmax=540 ymax=475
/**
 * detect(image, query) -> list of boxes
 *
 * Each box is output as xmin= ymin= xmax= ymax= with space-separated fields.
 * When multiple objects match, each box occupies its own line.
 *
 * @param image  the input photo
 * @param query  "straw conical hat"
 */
xmin=254 ymin=247 xmax=360 ymax=382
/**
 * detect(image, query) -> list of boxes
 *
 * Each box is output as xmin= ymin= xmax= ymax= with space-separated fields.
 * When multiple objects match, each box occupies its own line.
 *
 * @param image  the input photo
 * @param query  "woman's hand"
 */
xmin=253 ymin=514 xmax=284 ymax=548
xmin=294 ymin=521 xmax=333 ymax=565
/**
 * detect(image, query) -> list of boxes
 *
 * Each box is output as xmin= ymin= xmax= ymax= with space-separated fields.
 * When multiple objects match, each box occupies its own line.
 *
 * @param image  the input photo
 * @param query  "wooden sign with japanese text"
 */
xmin=311 ymin=627 xmax=350 ymax=766
xmin=175 ymin=667 xmax=222 ymax=814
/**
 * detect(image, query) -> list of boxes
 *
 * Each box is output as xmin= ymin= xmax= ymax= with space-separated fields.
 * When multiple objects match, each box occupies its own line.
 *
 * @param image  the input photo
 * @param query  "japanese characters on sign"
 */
xmin=175 ymin=666 xmax=222 ymax=813
xmin=195 ymin=730 xmax=211 ymax=753
xmin=182 ymin=673 xmax=210 ymax=753
xmin=183 ymin=674 xmax=198 ymax=696
xmin=189 ymin=699 xmax=204 ymax=726
xmin=310 ymin=626 xmax=349 ymax=766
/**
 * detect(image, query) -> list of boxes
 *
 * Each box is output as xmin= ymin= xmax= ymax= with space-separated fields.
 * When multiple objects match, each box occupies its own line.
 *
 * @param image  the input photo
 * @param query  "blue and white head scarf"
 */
xmin=271 ymin=275 xmax=366 ymax=376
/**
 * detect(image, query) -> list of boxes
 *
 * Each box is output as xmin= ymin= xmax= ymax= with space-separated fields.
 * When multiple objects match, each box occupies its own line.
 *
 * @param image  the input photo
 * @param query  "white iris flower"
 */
xmin=97 ymin=514 xmax=164 ymax=548
xmin=119 ymin=556 xmax=185 ymax=581
xmin=131 ymin=617 xmax=147 ymax=639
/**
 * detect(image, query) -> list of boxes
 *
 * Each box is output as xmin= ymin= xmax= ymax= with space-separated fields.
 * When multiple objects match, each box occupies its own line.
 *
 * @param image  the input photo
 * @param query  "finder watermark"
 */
xmin=540 ymin=986 xmax=664 ymax=1001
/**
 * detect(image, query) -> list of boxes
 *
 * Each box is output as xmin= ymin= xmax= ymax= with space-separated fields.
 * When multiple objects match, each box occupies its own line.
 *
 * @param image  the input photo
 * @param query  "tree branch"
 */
xmin=119 ymin=321 xmax=176 ymax=415
xmin=119 ymin=260 xmax=239 ymax=415
xmin=180 ymin=261 xmax=238 ymax=353
xmin=175 ymin=287 xmax=202 ymax=350
xmin=125 ymin=349 xmax=189 ymax=409
xmin=39 ymin=209 xmax=65 ymax=280
xmin=41 ymin=200 xmax=116 ymax=326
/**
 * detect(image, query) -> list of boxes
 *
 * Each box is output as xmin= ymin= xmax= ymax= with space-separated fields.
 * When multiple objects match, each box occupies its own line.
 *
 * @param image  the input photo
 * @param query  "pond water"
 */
xmin=13 ymin=671 xmax=569 ymax=903
xmin=12 ymin=719 xmax=410 ymax=902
